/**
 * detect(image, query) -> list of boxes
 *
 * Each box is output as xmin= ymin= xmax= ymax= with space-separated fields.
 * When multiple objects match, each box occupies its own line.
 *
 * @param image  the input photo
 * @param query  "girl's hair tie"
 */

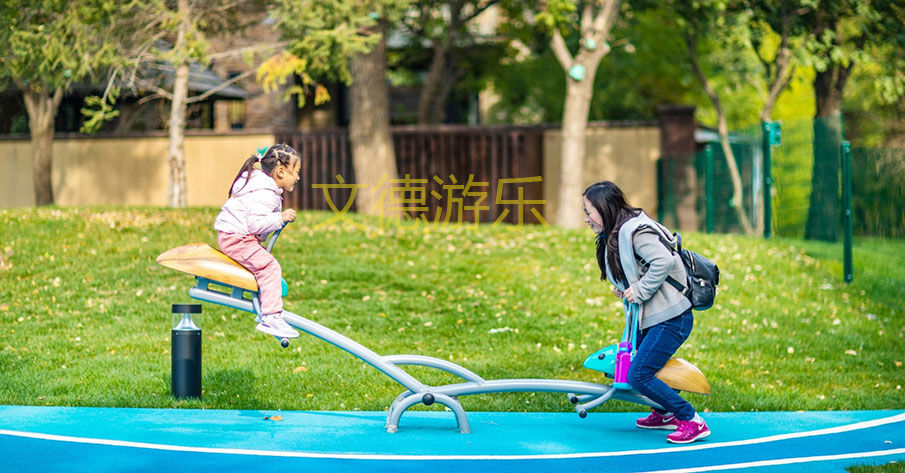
xmin=256 ymin=146 xmax=270 ymax=162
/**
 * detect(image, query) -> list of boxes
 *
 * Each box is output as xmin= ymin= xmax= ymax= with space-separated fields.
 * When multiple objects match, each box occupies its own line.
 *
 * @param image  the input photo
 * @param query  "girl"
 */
xmin=581 ymin=181 xmax=710 ymax=444
xmin=215 ymin=143 xmax=302 ymax=340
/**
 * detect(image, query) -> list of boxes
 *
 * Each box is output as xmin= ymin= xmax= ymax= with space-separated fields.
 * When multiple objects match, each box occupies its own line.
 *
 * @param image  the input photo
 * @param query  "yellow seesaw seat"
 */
xmin=656 ymin=358 xmax=710 ymax=394
xmin=156 ymin=244 xmax=258 ymax=292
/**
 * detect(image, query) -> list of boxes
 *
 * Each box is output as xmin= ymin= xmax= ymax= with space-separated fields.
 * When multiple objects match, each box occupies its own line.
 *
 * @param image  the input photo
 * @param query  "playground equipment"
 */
xmin=156 ymin=227 xmax=709 ymax=433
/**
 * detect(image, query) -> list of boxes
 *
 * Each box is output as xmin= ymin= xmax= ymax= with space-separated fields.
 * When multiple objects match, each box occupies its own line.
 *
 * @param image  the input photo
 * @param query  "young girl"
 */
xmin=581 ymin=181 xmax=710 ymax=444
xmin=215 ymin=143 xmax=302 ymax=340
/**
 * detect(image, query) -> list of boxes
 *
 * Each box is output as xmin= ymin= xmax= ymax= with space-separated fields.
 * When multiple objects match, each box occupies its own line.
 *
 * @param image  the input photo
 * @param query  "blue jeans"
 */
xmin=628 ymin=309 xmax=695 ymax=421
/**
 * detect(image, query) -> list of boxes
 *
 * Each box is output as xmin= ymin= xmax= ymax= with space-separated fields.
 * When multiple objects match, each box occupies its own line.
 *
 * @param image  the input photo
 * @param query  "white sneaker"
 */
xmin=255 ymin=313 xmax=299 ymax=339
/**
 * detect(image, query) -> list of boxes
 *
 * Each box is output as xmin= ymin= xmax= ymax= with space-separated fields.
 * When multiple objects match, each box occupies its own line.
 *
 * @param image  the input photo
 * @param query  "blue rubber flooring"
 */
xmin=1 ymin=406 xmax=903 ymax=472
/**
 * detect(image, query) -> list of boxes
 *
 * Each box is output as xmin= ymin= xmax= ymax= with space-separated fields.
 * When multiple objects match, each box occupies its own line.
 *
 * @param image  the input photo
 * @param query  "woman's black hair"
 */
xmin=582 ymin=181 xmax=642 ymax=285
xmin=227 ymin=143 xmax=300 ymax=197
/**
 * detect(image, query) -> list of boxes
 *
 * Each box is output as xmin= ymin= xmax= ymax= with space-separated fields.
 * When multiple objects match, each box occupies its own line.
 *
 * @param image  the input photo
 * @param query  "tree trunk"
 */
xmin=18 ymin=82 xmax=64 ymax=206
xmin=556 ymin=74 xmax=596 ymax=228
xmin=417 ymin=39 xmax=451 ymax=124
xmin=716 ymin=113 xmax=754 ymax=234
xmin=551 ymin=1 xmax=619 ymax=228
xmin=349 ymin=23 xmax=399 ymax=217
xmin=804 ymin=64 xmax=849 ymax=241
xmin=166 ymin=0 xmax=190 ymax=208
xmin=167 ymin=61 xmax=189 ymax=208
xmin=687 ymin=35 xmax=755 ymax=235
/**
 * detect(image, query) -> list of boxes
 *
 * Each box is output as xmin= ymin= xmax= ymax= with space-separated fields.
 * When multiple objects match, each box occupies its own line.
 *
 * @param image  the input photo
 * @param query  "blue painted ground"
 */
xmin=0 ymin=406 xmax=902 ymax=472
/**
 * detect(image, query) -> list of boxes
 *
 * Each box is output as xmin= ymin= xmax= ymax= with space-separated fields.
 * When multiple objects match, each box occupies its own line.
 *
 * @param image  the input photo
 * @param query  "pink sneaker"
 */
xmin=636 ymin=411 xmax=680 ymax=430
xmin=667 ymin=419 xmax=711 ymax=444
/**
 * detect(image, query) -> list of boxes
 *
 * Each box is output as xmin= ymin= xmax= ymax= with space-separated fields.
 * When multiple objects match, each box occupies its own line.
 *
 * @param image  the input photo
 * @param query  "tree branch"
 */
xmin=51 ymin=87 xmax=65 ymax=111
xmin=134 ymin=78 xmax=175 ymax=101
xmin=206 ymin=41 xmax=286 ymax=61
xmin=185 ymin=68 xmax=255 ymax=103
xmin=686 ymin=33 xmax=721 ymax=117
xmin=581 ymin=3 xmax=593 ymax=35
xmin=592 ymin=0 xmax=620 ymax=41
xmin=136 ymin=93 xmax=166 ymax=106
xmin=551 ymin=29 xmax=573 ymax=70
xmin=760 ymin=17 xmax=793 ymax=121
xmin=459 ymin=0 xmax=498 ymax=25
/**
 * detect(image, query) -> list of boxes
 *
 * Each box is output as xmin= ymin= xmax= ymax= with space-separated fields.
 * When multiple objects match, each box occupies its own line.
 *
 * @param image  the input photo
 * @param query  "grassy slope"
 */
xmin=0 ymin=207 xmax=902 ymax=413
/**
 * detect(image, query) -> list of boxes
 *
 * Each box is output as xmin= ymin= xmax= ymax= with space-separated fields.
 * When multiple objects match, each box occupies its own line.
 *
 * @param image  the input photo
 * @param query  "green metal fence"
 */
xmin=657 ymin=115 xmax=904 ymax=311
xmin=694 ymin=125 xmax=761 ymax=234
xmin=848 ymin=145 xmax=905 ymax=311
xmin=762 ymin=116 xmax=903 ymax=311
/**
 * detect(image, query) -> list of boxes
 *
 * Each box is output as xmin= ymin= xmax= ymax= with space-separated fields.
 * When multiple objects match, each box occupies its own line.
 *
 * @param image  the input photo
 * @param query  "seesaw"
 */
xmin=156 ymin=227 xmax=709 ymax=433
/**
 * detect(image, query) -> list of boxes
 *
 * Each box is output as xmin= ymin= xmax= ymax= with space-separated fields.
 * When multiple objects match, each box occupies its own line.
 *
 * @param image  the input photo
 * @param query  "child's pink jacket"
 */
xmin=214 ymin=170 xmax=284 ymax=240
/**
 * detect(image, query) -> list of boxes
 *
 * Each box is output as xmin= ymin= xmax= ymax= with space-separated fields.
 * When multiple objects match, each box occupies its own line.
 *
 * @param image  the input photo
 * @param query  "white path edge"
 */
xmin=0 ymin=412 xmax=902 ymax=462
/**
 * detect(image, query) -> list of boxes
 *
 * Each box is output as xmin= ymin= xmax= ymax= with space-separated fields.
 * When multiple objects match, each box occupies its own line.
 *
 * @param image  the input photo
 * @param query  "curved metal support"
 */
xmin=382 ymin=355 xmax=486 ymax=384
xmin=385 ymin=392 xmax=470 ymax=434
xmin=385 ymin=393 xmax=424 ymax=433
xmin=433 ymin=393 xmax=470 ymax=434
xmin=575 ymin=389 xmax=615 ymax=415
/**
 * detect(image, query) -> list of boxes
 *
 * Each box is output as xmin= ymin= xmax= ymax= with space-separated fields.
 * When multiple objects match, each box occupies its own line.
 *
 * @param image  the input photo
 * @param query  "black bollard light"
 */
xmin=171 ymin=303 xmax=202 ymax=399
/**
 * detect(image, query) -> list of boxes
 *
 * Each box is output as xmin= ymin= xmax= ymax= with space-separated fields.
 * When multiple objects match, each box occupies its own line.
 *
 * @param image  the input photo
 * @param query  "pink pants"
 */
xmin=218 ymin=232 xmax=282 ymax=315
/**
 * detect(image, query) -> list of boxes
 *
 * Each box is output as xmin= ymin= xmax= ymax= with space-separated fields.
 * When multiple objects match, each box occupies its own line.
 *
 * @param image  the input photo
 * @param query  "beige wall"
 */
xmin=543 ymin=125 xmax=660 ymax=224
xmin=0 ymin=133 xmax=274 ymax=208
xmin=2 ymin=127 xmax=661 ymax=219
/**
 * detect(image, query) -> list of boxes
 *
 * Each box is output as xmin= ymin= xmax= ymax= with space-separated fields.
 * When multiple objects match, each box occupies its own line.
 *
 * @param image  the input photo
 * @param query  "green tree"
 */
xmin=801 ymin=0 xmax=905 ymax=241
xmin=661 ymin=0 xmax=759 ymax=234
xmin=88 ymin=0 xmax=273 ymax=208
xmin=742 ymin=0 xmax=811 ymax=122
xmin=549 ymin=0 xmax=621 ymax=228
xmin=401 ymin=0 xmax=499 ymax=124
xmin=0 ymin=0 xmax=116 ymax=205
xmin=263 ymin=0 xmax=411 ymax=216
xmin=499 ymin=0 xmax=621 ymax=228
xmin=486 ymin=7 xmax=701 ymax=124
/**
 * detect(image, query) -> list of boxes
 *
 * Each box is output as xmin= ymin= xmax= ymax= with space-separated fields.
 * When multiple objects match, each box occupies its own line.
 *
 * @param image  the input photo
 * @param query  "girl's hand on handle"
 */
xmin=613 ymin=287 xmax=624 ymax=299
xmin=281 ymin=209 xmax=296 ymax=223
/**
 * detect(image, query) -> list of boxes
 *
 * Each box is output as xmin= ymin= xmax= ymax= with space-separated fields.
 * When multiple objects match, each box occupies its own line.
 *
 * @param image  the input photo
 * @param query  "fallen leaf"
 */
xmin=265 ymin=415 xmax=283 ymax=421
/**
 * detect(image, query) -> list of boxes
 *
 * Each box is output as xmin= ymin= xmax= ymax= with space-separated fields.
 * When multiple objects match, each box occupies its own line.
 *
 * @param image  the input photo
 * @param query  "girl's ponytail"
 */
xmin=227 ymin=155 xmax=259 ymax=197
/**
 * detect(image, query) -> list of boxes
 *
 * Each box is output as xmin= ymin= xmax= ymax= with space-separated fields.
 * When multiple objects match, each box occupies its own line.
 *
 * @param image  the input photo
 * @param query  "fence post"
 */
xmin=761 ymin=121 xmax=774 ymax=238
xmin=704 ymin=144 xmax=714 ymax=233
xmin=841 ymin=139 xmax=853 ymax=283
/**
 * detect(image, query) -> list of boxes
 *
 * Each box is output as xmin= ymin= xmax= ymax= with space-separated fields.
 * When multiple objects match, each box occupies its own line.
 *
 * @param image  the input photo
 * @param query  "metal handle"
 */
xmin=265 ymin=222 xmax=289 ymax=253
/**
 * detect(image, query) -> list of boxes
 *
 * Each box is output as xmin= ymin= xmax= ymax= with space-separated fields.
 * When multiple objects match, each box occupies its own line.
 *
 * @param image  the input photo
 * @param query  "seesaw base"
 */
xmin=184 ymin=276 xmax=713 ymax=433
xmin=185 ymin=279 xmax=668 ymax=433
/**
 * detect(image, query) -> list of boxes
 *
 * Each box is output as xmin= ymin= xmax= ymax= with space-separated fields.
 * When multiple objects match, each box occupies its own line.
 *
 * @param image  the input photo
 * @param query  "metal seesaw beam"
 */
xmin=187 ymin=278 xmax=663 ymax=434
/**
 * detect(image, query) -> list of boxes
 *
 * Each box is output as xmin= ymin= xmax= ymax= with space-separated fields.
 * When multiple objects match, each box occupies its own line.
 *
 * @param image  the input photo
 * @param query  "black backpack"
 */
xmin=658 ymin=232 xmax=720 ymax=311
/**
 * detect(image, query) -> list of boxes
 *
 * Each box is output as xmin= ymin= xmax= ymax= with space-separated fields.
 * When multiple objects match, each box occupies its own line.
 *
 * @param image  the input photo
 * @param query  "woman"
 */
xmin=581 ymin=181 xmax=710 ymax=444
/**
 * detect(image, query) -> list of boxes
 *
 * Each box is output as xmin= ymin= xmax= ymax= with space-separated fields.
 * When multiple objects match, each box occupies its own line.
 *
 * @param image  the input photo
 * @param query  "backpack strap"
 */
xmin=634 ymin=226 xmax=688 ymax=293
xmin=654 ymin=230 xmax=688 ymax=293
xmin=665 ymin=275 xmax=686 ymax=293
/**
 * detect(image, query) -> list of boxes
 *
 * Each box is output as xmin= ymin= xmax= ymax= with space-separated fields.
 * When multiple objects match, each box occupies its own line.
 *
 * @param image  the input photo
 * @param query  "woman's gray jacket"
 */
xmin=604 ymin=212 xmax=691 ymax=330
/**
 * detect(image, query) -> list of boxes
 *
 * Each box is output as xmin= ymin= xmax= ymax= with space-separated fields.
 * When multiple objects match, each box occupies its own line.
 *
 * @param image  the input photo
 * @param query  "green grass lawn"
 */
xmin=0 ymin=207 xmax=902 ymax=414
